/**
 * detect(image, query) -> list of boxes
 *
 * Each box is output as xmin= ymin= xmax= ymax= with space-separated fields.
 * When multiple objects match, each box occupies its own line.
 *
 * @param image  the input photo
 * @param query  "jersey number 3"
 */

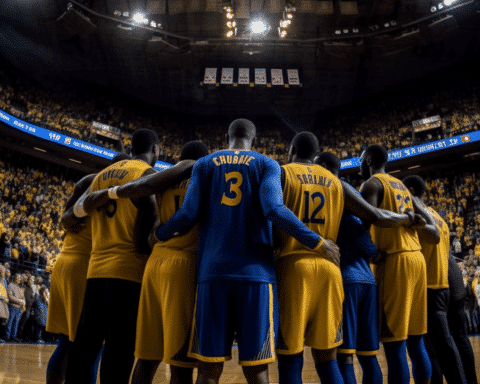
xmin=302 ymin=191 xmax=325 ymax=224
xmin=222 ymin=172 xmax=243 ymax=207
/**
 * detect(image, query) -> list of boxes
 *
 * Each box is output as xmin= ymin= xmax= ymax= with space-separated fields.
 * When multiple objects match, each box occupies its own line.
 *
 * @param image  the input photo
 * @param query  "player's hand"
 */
xmin=410 ymin=214 xmax=426 ymax=229
xmin=83 ymin=190 xmax=110 ymax=212
xmin=320 ymin=239 xmax=340 ymax=267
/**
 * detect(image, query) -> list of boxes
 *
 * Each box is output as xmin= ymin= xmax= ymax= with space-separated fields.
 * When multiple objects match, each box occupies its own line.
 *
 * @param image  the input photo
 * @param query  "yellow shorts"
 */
xmin=135 ymin=247 xmax=197 ymax=367
xmin=275 ymin=255 xmax=344 ymax=354
xmin=46 ymin=253 xmax=89 ymax=341
xmin=377 ymin=250 xmax=427 ymax=342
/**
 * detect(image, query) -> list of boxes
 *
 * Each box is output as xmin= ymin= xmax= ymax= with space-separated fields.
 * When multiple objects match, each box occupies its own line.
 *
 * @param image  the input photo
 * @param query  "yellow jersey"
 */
xmin=369 ymin=173 xmax=421 ymax=255
xmin=154 ymin=179 xmax=198 ymax=253
xmin=88 ymin=159 xmax=152 ymax=283
xmin=276 ymin=163 xmax=344 ymax=259
xmin=420 ymin=207 xmax=449 ymax=289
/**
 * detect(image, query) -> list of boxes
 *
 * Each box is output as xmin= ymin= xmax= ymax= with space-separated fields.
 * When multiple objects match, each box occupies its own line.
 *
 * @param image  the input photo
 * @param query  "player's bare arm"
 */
xmin=411 ymin=195 xmax=440 ymax=244
xmin=70 ymin=160 xmax=195 ymax=219
xmin=61 ymin=173 xmax=96 ymax=232
xmin=345 ymin=181 xmax=415 ymax=228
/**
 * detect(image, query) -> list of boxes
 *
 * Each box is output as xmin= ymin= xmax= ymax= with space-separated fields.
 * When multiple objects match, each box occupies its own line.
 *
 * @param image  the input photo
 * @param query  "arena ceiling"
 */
xmin=1 ymin=0 xmax=480 ymax=123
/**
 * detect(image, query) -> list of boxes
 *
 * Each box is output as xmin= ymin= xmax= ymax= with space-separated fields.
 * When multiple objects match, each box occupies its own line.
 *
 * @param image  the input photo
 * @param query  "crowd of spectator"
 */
xmin=0 ymin=263 xmax=51 ymax=344
xmin=0 ymin=152 xmax=75 ymax=273
xmin=1 ymin=57 xmax=480 ymax=165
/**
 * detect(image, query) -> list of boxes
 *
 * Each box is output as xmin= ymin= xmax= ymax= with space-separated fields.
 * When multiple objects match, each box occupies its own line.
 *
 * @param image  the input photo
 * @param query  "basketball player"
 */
xmin=315 ymin=151 xmax=382 ymax=384
xmin=403 ymin=175 xmax=467 ymax=384
xmin=360 ymin=145 xmax=433 ymax=384
xmin=275 ymin=136 xmax=421 ymax=384
xmin=46 ymin=153 xmax=130 ymax=384
xmin=64 ymin=129 xmax=160 ymax=384
xmin=155 ymin=119 xmax=339 ymax=384
xmin=131 ymin=141 xmax=208 ymax=384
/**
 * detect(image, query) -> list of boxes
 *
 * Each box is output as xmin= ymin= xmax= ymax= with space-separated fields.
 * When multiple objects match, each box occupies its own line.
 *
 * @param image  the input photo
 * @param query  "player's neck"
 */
xmin=371 ymin=166 xmax=386 ymax=176
xmin=291 ymin=156 xmax=312 ymax=164
xmin=228 ymin=140 xmax=251 ymax=151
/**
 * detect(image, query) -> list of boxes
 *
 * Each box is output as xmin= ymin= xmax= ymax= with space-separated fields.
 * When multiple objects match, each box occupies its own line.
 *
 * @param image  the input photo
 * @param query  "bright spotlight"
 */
xmin=444 ymin=0 xmax=456 ymax=5
xmin=280 ymin=20 xmax=289 ymax=28
xmin=251 ymin=20 xmax=267 ymax=34
xmin=286 ymin=13 xmax=293 ymax=19
xmin=227 ymin=20 xmax=236 ymax=28
xmin=133 ymin=13 xmax=148 ymax=24
xmin=226 ymin=12 xmax=234 ymax=19
xmin=226 ymin=30 xmax=234 ymax=37
xmin=279 ymin=28 xmax=287 ymax=38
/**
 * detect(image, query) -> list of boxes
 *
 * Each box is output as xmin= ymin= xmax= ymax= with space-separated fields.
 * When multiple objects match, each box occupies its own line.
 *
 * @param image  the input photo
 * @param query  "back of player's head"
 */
xmin=364 ymin=145 xmax=388 ymax=167
xmin=314 ymin=151 xmax=340 ymax=176
xmin=402 ymin=175 xmax=427 ymax=197
xmin=111 ymin=153 xmax=132 ymax=164
xmin=228 ymin=119 xmax=256 ymax=140
xmin=180 ymin=141 xmax=209 ymax=161
xmin=131 ymin=129 xmax=160 ymax=155
xmin=290 ymin=132 xmax=319 ymax=160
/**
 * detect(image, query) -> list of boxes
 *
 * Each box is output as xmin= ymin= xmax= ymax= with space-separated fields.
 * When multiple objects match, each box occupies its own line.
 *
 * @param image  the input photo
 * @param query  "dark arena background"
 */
xmin=2 ymin=0 xmax=480 ymax=383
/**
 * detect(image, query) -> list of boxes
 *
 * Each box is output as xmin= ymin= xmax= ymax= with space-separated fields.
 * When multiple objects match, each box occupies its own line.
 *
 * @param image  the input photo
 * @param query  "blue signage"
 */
xmin=0 ymin=109 xmax=172 ymax=170
xmin=339 ymin=132 xmax=477 ymax=170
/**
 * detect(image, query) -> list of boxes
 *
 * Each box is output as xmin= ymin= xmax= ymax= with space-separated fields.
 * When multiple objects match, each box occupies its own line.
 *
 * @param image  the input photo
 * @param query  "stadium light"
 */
xmin=132 ymin=13 xmax=148 ymax=24
xmin=227 ymin=20 xmax=236 ymax=28
xmin=278 ymin=28 xmax=287 ymax=38
xmin=444 ymin=0 xmax=456 ymax=5
xmin=251 ymin=20 xmax=268 ymax=34
xmin=226 ymin=12 xmax=234 ymax=19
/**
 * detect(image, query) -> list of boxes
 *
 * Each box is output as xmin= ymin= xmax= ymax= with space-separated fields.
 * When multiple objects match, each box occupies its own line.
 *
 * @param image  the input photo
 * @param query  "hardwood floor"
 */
xmin=1 ymin=337 xmax=479 ymax=383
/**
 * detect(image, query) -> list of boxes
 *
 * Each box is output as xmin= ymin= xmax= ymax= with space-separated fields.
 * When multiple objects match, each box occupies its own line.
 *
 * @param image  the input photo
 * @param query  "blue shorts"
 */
xmin=188 ymin=280 xmax=278 ymax=366
xmin=337 ymin=282 xmax=379 ymax=356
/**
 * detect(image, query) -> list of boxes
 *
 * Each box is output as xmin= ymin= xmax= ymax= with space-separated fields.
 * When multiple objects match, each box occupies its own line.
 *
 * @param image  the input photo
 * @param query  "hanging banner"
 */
xmin=204 ymin=68 xmax=217 ymax=84
xmin=221 ymin=68 xmax=234 ymax=84
xmin=271 ymin=69 xmax=284 ymax=86
xmin=238 ymin=68 xmax=250 ymax=85
xmin=255 ymin=68 xmax=267 ymax=85
xmin=287 ymin=69 xmax=300 ymax=85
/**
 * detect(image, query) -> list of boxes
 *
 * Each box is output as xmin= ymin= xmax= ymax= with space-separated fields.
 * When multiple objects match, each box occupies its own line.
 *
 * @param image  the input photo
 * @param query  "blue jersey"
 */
xmin=156 ymin=149 xmax=321 ymax=284
xmin=337 ymin=214 xmax=377 ymax=285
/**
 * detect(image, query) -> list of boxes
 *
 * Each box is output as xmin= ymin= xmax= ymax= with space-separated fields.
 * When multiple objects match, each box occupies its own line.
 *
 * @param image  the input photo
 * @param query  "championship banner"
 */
xmin=271 ymin=69 xmax=284 ymax=86
xmin=221 ymin=68 xmax=234 ymax=85
xmin=204 ymin=68 xmax=217 ymax=84
xmin=238 ymin=68 xmax=250 ymax=85
xmin=287 ymin=69 xmax=300 ymax=85
xmin=255 ymin=68 xmax=267 ymax=85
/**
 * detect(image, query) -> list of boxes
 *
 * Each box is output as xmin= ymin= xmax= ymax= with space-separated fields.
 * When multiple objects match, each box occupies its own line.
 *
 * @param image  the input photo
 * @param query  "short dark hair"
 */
xmin=290 ymin=132 xmax=319 ymax=160
xmin=365 ymin=145 xmax=388 ymax=166
xmin=180 ymin=141 xmax=209 ymax=161
xmin=131 ymin=129 xmax=159 ymax=155
xmin=228 ymin=119 xmax=256 ymax=140
xmin=314 ymin=152 xmax=340 ymax=176
xmin=402 ymin=175 xmax=427 ymax=197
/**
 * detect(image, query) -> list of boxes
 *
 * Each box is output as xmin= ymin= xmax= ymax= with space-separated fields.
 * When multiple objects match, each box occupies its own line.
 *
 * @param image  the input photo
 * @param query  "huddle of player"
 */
xmin=44 ymin=119 xmax=477 ymax=384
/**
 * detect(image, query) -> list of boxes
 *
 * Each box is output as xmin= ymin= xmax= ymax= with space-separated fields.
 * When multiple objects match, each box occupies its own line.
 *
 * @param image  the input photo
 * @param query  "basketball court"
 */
xmin=1 ymin=336 xmax=480 ymax=383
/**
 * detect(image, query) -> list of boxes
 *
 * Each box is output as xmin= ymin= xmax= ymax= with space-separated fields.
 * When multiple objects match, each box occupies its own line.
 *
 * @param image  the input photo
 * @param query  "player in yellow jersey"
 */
xmin=131 ymin=141 xmax=208 ymax=384
xmin=403 ymin=175 xmax=467 ymax=384
xmin=46 ymin=154 xmax=131 ymax=384
xmin=360 ymin=145 xmax=434 ymax=384
xmin=64 ymin=129 xmax=160 ymax=384
xmin=275 ymin=134 xmax=422 ymax=384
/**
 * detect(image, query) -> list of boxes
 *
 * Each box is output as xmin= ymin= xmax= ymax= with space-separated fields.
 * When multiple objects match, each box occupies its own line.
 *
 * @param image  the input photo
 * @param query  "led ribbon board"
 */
xmin=339 ymin=132 xmax=475 ymax=170
xmin=0 ymin=109 xmax=172 ymax=170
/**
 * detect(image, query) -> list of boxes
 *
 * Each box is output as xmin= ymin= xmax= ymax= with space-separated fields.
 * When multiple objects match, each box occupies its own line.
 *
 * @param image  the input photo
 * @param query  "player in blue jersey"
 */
xmin=315 ymin=152 xmax=383 ymax=384
xmin=155 ymin=118 xmax=340 ymax=384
